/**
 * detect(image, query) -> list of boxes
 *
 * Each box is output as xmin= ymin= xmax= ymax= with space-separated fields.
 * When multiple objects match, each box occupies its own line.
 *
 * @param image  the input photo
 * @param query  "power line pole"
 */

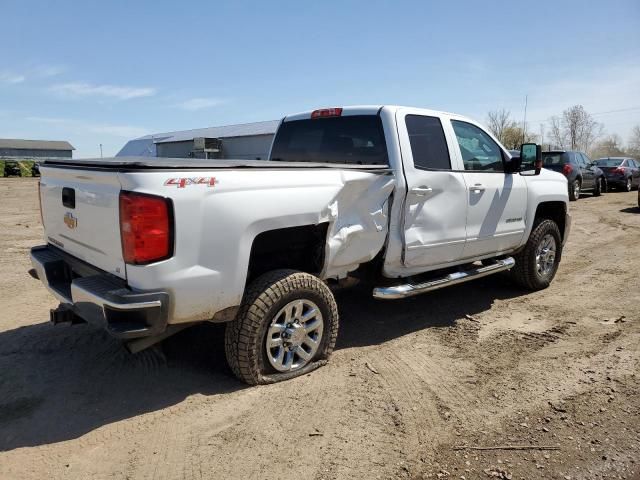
xmin=522 ymin=95 xmax=528 ymax=144
xmin=99 ymin=143 xmax=103 ymax=159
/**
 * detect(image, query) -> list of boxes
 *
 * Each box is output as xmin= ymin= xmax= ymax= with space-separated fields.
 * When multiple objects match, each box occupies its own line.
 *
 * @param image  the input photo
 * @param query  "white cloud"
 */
xmin=0 ymin=72 xmax=26 ymax=84
xmin=27 ymin=116 xmax=150 ymax=138
xmin=176 ymin=97 xmax=225 ymax=111
xmin=50 ymin=82 xmax=157 ymax=100
xmin=34 ymin=65 xmax=65 ymax=78
xmin=25 ymin=116 xmax=68 ymax=125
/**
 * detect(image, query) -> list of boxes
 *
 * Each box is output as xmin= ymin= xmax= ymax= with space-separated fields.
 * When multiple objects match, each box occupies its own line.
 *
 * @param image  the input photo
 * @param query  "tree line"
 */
xmin=486 ymin=105 xmax=640 ymax=159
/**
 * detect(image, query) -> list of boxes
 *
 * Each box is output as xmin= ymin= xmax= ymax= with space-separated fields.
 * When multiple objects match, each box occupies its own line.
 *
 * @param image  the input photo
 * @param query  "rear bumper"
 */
xmin=604 ymin=177 xmax=626 ymax=187
xmin=30 ymin=245 xmax=169 ymax=339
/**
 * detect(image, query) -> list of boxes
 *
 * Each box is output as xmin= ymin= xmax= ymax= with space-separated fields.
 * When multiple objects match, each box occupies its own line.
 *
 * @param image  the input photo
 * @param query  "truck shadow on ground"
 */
xmin=335 ymin=272 xmax=524 ymax=349
xmin=0 ymin=274 xmax=527 ymax=452
xmin=0 ymin=321 xmax=237 ymax=452
xmin=620 ymin=206 xmax=639 ymax=214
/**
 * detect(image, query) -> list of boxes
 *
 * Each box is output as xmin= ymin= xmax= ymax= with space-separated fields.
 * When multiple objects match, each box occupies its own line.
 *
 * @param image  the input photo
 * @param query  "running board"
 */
xmin=372 ymin=257 xmax=515 ymax=300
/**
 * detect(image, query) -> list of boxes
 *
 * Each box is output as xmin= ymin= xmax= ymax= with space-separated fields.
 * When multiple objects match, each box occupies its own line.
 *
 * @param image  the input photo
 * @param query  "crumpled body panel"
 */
xmin=322 ymin=173 xmax=394 ymax=278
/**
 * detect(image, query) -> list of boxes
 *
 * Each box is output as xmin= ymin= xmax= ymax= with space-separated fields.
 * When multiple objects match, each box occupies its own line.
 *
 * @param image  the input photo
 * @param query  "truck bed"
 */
xmin=44 ymin=156 xmax=391 ymax=171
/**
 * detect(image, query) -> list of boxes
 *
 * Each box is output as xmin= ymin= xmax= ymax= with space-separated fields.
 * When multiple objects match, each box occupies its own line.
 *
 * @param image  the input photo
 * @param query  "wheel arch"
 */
xmin=246 ymin=223 xmax=329 ymax=286
xmin=533 ymin=201 xmax=567 ymax=242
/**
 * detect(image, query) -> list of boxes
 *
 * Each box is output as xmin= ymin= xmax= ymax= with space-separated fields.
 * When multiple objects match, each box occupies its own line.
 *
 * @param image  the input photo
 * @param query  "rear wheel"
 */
xmin=568 ymin=179 xmax=581 ymax=201
xmin=225 ymin=269 xmax=339 ymax=385
xmin=593 ymin=177 xmax=603 ymax=196
xmin=511 ymin=219 xmax=562 ymax=290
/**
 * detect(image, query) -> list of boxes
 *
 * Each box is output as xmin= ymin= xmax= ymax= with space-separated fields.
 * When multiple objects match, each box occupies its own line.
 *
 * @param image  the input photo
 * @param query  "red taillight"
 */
xmin=562 ymin=164 xmax=573 ymax=176
xmin=613 ymin=167 xmax=626 ymax=175
xmin=311 ymin=107 xmax=343 ymax=119
xmin=119 ymin=191 xmax=172 ymax=264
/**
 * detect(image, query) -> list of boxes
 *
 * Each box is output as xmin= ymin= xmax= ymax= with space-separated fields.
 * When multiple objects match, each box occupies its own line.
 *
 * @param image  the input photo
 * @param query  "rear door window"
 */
xmin=405 ymin=115 xmax=451 ymax=170
xmin=269 ymin=115 xmax=388 ymax=165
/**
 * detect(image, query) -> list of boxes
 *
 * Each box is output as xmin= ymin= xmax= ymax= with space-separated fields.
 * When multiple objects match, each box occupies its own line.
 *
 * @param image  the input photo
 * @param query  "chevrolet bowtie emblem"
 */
xmin=64 ymin=212 xmax=77 ymax=229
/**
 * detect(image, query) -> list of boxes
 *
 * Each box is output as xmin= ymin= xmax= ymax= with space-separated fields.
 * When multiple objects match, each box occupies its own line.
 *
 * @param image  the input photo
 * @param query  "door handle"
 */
xmin=470 ymin=183 xmax=485 ymax=193
xmin=411 ymin=186 xmax=433 ymax=196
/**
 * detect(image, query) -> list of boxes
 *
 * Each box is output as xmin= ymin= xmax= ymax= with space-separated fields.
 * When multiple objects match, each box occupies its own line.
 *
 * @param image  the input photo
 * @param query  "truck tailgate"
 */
xmin=39 ymin=165 xmax=126 ymax=278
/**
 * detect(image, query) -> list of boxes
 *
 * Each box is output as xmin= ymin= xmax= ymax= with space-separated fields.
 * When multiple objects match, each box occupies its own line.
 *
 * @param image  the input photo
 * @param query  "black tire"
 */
xmin=568 ymin=179 xmax=580 ymax=201
xmin=624 ymin=177 xmax=632 ymax=192
xmin=511 ymin=219 xmax=562 ymax=291
xmin=224 ymin=269 xmax=339 ymax=385
xmin=593 ymin=177 xmax=602 ymax=196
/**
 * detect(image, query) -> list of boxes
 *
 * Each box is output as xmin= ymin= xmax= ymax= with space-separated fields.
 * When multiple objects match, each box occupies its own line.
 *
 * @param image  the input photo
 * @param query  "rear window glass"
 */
xmin=594 ymin=159 xmax=623 ymax=167
xmin=270 ymin=115 xmax=388 ymax=165
xmin=542 ymin=153 xmax=568 ymax=166
xmin=405 ymin=115 xmax=451 ymax=170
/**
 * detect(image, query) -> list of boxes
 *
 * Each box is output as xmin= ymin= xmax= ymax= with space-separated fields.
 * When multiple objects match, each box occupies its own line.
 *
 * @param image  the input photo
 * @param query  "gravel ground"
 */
xmin=0 ymin=178 xmax=638 ymax=480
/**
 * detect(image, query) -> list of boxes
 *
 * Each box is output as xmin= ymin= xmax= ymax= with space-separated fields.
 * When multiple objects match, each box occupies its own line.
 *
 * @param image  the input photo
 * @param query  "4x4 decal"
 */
xmin=164 ymin=177 xmax=217 ymax=188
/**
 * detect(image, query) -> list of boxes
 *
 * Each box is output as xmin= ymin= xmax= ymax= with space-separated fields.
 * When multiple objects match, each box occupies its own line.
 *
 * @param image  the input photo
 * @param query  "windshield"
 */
xmin=594 ymin=159 xmax=623 ymax=167
xmin=270 ymin=115 xmax=388 ymax=165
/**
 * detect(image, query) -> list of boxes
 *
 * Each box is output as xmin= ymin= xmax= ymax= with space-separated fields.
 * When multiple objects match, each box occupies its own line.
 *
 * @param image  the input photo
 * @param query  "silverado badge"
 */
xmin=64 ymin=212 xmax=77 ymax=229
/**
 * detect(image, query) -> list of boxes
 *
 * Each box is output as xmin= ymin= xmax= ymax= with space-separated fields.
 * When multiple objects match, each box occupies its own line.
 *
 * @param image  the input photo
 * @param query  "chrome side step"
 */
xmin=373 ymin=257 xmax=515 ymax=300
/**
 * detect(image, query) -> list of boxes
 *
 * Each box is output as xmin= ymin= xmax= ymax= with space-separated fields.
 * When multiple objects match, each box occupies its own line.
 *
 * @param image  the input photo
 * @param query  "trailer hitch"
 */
xmin=49 ymin=304 xmax=86 ymax=325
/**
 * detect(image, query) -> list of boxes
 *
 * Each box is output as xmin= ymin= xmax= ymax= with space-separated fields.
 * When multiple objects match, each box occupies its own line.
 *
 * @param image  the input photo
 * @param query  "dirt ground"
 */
xmin=0 ymin=178 xmax=638 ymax=480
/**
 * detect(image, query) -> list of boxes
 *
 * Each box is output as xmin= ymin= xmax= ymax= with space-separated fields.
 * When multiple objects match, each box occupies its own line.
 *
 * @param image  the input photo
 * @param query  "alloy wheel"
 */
xmin=535 ymin=234 xmax=557 ymax=278
xmin=265 ymin=299 xmax=323 ymax=372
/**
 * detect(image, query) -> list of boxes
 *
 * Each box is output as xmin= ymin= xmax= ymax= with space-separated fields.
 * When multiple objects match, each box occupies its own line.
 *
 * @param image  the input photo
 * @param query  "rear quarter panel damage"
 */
xmin=119 ymin=168 xmax=394 ymax=323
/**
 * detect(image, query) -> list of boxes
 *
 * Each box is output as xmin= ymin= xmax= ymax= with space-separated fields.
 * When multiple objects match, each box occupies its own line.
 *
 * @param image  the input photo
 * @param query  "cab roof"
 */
xmin=283 ymin=105 xmax=465 ymax=122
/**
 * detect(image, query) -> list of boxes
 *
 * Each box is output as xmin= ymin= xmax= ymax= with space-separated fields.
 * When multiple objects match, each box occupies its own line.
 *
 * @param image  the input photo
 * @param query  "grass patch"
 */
xmin=1 ymin=159 xmax=36 ymax=177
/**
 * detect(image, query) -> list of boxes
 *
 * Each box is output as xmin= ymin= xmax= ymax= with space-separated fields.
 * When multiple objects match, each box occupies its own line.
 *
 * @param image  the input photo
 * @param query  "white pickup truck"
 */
xmin=31 ymin=106 xmax=571 ymax=384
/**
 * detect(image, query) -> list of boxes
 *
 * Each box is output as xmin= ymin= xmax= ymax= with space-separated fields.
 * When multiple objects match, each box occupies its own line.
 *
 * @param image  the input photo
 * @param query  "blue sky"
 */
xmin=1 ymin=0 xmax=639 ymax=157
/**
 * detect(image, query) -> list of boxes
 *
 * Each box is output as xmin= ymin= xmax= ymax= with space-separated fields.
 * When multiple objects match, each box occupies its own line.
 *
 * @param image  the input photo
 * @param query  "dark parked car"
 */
xmin=593 ymin=157 xmax=640 ymax=192
xmin=541 ymin=150 xmax=606 ymax=201
xmin=31 ymin=162 xmax=40 ymax=177
xmin=3 ymin=160 xmax=21 ymax=177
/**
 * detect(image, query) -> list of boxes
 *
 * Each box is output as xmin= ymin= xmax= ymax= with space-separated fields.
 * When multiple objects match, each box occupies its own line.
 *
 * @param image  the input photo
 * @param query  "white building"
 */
xmin=117 ymin=120 xmax=280 ymax=160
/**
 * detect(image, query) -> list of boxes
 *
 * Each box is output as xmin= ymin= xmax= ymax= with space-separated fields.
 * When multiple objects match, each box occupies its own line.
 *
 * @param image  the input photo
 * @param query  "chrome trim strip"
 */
xmin=373 ymin=257 xmax=515 ymax=300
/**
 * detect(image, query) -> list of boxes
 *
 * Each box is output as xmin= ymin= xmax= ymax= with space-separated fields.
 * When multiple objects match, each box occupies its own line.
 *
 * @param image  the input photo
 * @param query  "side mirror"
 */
xmin=520 ymin=143 xmax=542 ymax=175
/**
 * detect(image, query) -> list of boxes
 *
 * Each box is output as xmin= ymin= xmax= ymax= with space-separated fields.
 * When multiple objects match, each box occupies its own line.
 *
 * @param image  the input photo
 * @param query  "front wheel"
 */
xmin=225 ymin=269 xmax=339 ymax=385
xmin=511 ymin=219 xmax=562 ymax=290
